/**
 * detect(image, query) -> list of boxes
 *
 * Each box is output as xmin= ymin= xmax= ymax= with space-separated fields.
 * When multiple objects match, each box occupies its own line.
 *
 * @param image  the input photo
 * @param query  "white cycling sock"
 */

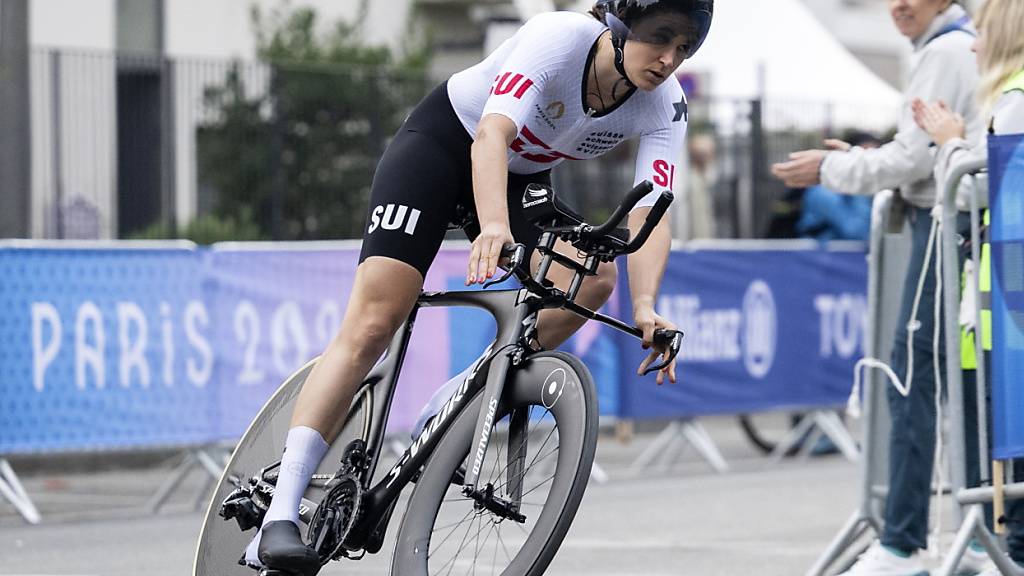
xmin=244 ymin=425 xmax=329 ymax=567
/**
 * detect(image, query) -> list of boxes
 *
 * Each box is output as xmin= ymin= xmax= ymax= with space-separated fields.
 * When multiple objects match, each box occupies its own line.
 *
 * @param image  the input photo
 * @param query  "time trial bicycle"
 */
xmin=192 ymin=180 xmax=683 ymax=576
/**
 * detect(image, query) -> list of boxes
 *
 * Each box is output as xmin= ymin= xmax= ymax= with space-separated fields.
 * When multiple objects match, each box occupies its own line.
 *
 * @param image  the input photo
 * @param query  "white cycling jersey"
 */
xmin=447 ymin=11 xmax=688 ymax=209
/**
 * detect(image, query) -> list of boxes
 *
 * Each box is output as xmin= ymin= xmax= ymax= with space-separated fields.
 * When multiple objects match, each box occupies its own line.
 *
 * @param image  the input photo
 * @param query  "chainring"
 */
xmin=308 ymin=474 xmax=363 ymax=565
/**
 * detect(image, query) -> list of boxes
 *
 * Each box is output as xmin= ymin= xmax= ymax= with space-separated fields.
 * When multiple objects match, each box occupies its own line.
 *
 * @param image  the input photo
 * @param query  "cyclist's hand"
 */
xmin=467 ymin=222 xmax=514 ymax=285
xmin=634 ymin=302 xmax=678 ymax=385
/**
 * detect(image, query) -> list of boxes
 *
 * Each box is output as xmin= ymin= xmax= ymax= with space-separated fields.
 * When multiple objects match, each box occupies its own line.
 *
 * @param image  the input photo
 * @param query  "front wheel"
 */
xmin=391 ymin=351 xmax=599 ymax=576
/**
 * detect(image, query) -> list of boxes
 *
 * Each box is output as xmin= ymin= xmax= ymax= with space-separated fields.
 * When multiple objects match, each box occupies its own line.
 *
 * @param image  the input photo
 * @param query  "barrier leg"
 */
xmin=679 ymin=420 xmax=729 ymax=473
xmin=936 ymin=503 xmax=1024 ymax=576
xmin=815 ymin=411 xmax=861 ymax=462
xmin=936 ymin=505 xmax=982 ymax=576
xmin=770 ymin=411 xmax=860 ymax=465
xmin=770 ymin=414 xmax=817 ymax=464
xmin=632 ymin=421 xmax=682 ymax=470
xmin=147 ymin=446 xmax=226 ymax=514
xmin=631 ymin=420 xmax=729 ymax=474
xmin=0 ymin=459 xmax=40 ymax=524
xmin=805 ymin=511 xmax=874 ymax=576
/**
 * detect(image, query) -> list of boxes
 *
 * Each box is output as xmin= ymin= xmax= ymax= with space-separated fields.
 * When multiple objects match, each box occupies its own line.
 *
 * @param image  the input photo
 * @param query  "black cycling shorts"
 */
xmin=358 ymin=81 xmax=551 ymax=278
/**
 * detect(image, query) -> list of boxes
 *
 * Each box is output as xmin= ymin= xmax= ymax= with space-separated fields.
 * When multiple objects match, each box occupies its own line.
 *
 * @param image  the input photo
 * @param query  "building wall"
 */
xmin=26 ymin=0 xmax=415 ymax=238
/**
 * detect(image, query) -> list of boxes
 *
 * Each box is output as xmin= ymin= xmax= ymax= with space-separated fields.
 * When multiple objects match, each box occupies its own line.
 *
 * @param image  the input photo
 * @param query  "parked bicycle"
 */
xmin=193 ymin=181 xmax=683 ymax=576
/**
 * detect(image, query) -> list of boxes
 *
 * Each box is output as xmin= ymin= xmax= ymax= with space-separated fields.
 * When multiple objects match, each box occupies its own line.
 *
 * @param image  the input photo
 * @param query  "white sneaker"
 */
xmin=839 ymin=541 xmax=929 ymax=576
xmin=956 ymin=545 xmax=992 ymax=575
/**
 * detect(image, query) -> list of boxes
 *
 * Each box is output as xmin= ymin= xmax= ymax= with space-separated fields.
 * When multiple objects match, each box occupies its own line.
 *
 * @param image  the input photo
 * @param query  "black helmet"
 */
xmin=595 ymin=0 xmax=714 ymax=81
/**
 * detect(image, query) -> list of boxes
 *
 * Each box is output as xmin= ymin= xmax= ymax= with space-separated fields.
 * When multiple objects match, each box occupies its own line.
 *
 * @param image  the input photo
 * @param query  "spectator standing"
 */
xmin=913 ymin=0 xmax=1024 ymax=572
xmin=771 ymin=1 xmax=984 ymax=573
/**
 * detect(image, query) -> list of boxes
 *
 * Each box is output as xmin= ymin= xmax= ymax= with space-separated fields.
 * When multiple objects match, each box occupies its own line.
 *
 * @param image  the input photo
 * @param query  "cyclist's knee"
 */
xmin=587 ymin=262 xmax=618 ymax=302
xmin=335 ymin=306 xmax=405 ymax=358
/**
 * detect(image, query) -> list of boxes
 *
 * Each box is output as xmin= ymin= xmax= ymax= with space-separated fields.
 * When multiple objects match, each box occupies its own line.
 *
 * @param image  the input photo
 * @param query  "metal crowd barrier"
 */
xmin=935 ymin=157 xmax=1024 ymax=576
xmin=807 ymin=190 xmax=908 ymax=575
xmin=810 ymin=156 xmax=1024 ymax=575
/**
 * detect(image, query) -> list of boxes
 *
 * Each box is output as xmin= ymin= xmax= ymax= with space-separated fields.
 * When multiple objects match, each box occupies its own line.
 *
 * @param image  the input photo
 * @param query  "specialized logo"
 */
xmin=472 ymin=398 xmax=500 ymax=476
xmin=522 ymin=185 xmax=551 ymax=209
xmin=742 ymin=280 xmax=776 ymax=379
xmin=541 ymin=368 xmax=567 ymax=409
xmin=367 ymin=204 xmax=421 ymax=236
xmin=490 ymin=72 xmax=534 ymax=99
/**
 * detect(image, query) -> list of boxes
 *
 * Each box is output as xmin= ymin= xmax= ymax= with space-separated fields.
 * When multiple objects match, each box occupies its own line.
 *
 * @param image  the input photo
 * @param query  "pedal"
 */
xmin=220 ymin=486 xmax=266 ymax=531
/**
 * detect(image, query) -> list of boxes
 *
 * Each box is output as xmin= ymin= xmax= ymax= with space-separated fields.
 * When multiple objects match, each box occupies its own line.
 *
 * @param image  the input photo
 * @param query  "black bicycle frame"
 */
xmin=336 ymin=285 xmax=534 ymax=548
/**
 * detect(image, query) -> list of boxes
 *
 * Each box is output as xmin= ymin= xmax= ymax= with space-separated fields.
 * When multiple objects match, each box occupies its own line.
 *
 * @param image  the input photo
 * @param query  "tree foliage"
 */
xmin=197 ymin=1 xmax=431 ymax=239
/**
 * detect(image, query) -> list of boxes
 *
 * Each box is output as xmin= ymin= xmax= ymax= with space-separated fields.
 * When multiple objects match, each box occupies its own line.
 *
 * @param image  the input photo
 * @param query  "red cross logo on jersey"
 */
xmin=510 ymin=126 xmax=584 ymax=164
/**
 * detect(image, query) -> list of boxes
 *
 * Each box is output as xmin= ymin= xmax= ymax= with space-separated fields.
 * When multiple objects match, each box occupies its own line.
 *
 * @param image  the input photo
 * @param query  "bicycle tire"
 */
xmin=737 ymin=414 xmax=783 ymax=455
xmin=391 ymin=351 xmax=598 ymax=576
xmin=192 ymin=358 xmax=372 ymax=576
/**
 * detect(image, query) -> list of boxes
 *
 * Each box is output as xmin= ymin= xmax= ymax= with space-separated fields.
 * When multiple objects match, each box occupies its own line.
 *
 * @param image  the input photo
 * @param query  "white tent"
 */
xmin=681 ymin=0 xmax=904 ymax=131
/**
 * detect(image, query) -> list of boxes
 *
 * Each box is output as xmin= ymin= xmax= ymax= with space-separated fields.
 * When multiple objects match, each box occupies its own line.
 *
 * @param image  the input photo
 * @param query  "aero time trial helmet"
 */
xmin=595 ymin=0 xmax=714 ymax=59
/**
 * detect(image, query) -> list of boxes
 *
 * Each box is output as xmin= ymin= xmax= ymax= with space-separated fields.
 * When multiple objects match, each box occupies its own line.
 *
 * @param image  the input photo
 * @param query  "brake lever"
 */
xmin=483 ymin=243 xmax=526 ymax=289
xmin=641 ymin=328 xmax=684 ymax=376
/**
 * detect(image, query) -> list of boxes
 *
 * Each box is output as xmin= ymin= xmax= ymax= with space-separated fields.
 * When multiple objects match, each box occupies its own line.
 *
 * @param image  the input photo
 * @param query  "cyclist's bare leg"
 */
xmin=246 ymin=256 xmax=423 ymax=569
xmin=291 ymin=257 xmax=423 ymax=441
xmin=532 ymin=238 xmax=617 ymax=349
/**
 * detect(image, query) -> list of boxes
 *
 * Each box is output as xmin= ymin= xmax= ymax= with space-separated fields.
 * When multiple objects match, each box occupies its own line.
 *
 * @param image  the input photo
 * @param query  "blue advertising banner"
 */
xmin=617 ymin=248 xmax=868 ymax=418
xmin=987 ymin=133 xmax=1024 ymax=460
xmin=0 ymin=247 xmax=216 ymax=452
xmin=0 ymin=242 xmax=867 ymax=455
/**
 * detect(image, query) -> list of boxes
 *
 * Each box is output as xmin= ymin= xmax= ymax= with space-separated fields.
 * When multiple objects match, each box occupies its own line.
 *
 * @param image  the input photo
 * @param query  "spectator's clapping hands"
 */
xmin=912 ymin=98 xmax=965 ymax=146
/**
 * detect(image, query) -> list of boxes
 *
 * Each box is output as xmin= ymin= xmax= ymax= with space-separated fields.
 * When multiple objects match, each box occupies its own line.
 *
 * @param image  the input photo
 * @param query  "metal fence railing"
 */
xmin=28 ymin=48 xmax=899 ymax=242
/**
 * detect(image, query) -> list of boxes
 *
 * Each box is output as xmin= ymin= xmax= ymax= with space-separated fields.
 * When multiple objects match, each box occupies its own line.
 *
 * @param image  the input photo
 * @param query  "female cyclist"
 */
xmin=244 ymin=1 xmax=714 ymax=573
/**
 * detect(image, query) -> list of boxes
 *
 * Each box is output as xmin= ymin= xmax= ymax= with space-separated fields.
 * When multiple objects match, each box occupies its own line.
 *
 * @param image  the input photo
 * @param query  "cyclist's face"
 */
xmin=623 ymin=12 xmax=696 ymax=90
xmin=889 ymin=0 xmax=952 ymax=40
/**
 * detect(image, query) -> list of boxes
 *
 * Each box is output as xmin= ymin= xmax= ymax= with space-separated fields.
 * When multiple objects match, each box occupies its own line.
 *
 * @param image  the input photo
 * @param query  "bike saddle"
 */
xmin=521 ymin=183 xmax=629 ymax=244
xmin=256 ymin=521 xmax=321 ymax=576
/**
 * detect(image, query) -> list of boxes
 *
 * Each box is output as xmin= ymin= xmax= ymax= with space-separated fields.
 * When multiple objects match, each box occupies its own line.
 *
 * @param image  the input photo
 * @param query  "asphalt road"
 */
xmin=1 ymin=416 xmax=866 ymax=576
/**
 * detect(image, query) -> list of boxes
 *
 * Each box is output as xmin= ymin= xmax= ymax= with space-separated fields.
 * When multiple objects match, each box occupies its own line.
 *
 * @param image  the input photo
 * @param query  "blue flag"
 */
xmin=988 ymin=132 xmax=1024 ymax=460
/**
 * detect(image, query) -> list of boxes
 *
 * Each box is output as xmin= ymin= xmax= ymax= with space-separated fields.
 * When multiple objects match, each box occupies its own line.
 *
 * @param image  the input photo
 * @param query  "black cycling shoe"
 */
xmin=257 ymin=521 xmax=321 ymax=576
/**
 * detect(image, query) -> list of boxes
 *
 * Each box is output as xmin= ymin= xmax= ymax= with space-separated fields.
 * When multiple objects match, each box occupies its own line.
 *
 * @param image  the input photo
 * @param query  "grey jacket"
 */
xmin=820 ymin=4 xmax=982 ymax=209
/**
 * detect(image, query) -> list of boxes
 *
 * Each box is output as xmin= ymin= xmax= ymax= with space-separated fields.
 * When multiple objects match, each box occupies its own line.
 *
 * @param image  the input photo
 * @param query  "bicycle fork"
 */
xmin=461 ymin=293 xmax=536 ymax=515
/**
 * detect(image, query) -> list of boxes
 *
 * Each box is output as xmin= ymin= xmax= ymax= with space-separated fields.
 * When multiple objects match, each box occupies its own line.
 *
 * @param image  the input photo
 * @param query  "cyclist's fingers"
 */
xmin=636 ymin=349 xmax=659 ymax=375
xmin=636 ymin=320 xmax=655 ymax=348
xmin=475 ymin=237 xmax=494 ymax=284
xmin=666 ymin=355 xmax=677 ymax=384
xmin=466 ymin=241 xmax=482 ymax=285
xmin=484 ymin=239 xmax=500 ymax=280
